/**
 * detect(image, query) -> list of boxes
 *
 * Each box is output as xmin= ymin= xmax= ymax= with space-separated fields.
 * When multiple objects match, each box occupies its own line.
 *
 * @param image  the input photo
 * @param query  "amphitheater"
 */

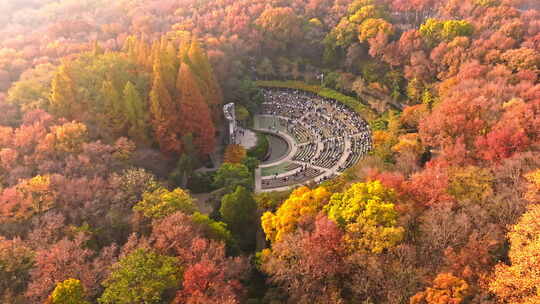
xmin=253 ymin=88 xmax=373 ymax=192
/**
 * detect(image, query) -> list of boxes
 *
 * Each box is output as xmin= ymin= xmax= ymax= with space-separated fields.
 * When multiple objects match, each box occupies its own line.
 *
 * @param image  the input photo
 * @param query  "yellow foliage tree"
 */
xmin=261 ymin=186 xmax=331 ymax=242
xmin=349 ymin=4 xmax=384 ymax=24
xmin=51 ymin=122 xmax=88 ymax=153
xmin=324 ymin=181 xmax=404 ymax=253
xmin=37 ymin=122 xmax=88 ymax=155
xmin=358 ymin=18 xmax=394 ymax=42
xmin=392 ymin=133 xmax=424 ymax=156
xmin=134 ymin=187 xmax=196 ymax=219
xmin=447 ymin=166 xmax=493 ymax=203
xmin=372 ymin=130 xmax=397 ymax=163
xmin=372 ymin=112 xmax=403 ymax=163
xmin=48 ymin=278 xmax=89 ymax=304
xmin=17 ymin=175 xmax=54 ymax=220
xmin=49 ymin=63 xmax=77 ymax=119
xmin=489 ymin=205 xmax=540 ymax=304
xmin=400 ymin=104 xmax=429 ymax=129
xmin=524 ymin=169 xmax=540 ymax=203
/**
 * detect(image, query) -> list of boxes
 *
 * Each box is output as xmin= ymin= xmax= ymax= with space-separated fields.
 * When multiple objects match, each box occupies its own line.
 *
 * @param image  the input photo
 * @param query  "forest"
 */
xmin=0 ymin=0 xmax=539 ymax=303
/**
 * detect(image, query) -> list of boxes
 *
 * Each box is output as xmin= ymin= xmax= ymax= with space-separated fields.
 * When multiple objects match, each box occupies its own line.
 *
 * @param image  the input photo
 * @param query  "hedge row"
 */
xmin=256 ymin=80 xmax=378 ymax=123
xmin=247 ymin=132 xmax=269 ymax=161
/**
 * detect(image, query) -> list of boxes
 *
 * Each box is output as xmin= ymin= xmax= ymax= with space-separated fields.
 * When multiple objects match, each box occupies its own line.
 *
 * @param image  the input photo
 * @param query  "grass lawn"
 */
xmin=261 ymin=162 xmax=292 ymax=176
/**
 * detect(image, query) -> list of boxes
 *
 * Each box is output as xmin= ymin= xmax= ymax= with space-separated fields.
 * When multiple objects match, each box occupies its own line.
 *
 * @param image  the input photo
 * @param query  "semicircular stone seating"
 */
xmin=256 ymin=88 xmax=373 ymax=191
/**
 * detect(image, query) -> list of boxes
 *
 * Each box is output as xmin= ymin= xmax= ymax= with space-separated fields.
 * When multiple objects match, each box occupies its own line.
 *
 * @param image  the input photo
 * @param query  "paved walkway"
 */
xmin=237 ymin=127 xmax=257 ymax=150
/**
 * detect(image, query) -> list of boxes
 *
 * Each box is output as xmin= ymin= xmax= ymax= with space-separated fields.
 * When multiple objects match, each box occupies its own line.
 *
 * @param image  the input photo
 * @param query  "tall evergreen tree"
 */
xmin=136 ymin=35 xmax=152 ymax=71
xmin=50 ymin=63 xmax=77 ymax=120
xmin=149 ymin=58 xmax=181 ymax=155
xmin=123 ymin=35 xmax=138 ymax=61
xmin=100 ymin=80 xmax=126 ymax=136
xmin=123 ymin=81 xmax=149 ymax=144
xmin=160 ymin=38 xmax=179 ymax=93
xmin=176 ymin=62 xmax=216 ymax=155
xmin=187 ymin=38 xmax=223 ymax=123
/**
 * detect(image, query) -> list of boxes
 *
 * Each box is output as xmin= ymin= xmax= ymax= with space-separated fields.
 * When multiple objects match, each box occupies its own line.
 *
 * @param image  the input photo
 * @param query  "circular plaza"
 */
xmin=253 ymin=88 xmax=373 ymax=192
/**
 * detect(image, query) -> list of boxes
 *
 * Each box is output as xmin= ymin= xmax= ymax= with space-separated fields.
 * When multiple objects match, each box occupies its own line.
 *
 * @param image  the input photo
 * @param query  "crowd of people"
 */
xmin=259 ymin=88 xmax=373 ymax=190
xmin=339 ymin=132 xmax=372 ymax=172
xmin=261 ymin=165 xmax=322 ymax=190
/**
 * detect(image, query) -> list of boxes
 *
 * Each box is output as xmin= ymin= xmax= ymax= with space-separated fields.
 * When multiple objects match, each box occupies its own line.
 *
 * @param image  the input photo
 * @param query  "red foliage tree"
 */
xmin=404 ymin=161 xmax=454 ymax=207
xmin=261 ymin=215 xmax=349 ymax=303
xmin=25 ymin=235 xmax=117 ymax=303
xmin=172 ymin=238 xmax=248 ymax=304
xmin=475 ymin=98 xmax=540 ymax=162
xmin=149 ymin=212 xmax=248 ymax=303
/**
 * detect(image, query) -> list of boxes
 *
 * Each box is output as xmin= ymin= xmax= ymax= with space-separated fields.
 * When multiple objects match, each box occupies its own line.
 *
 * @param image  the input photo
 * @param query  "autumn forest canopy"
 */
xmin=0 ymin=0 xmax=540 ymax=303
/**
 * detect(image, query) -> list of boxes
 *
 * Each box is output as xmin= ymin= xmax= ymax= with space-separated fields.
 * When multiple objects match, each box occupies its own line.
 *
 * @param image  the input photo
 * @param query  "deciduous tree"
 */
xmin=187 ymin=38 xmax=223 ymax=123
xmin=213 ymin=163 xmax=252 ymax=192
xmin=489 ymin=205 xmax=540 ymax=304
xmin=220 ymin=186 xmax=257 ymax=251
xmin=0 ymin=237 xmax=34 ymax=301
xmin=99 ymin=248 xmax=182 ymax=304
xmin=48 ymin=278 xmax=89 ymax=304
xmin=149 ymin=62 xmax=180 ymax=155
xmin=172 ymin=238 xmax=248 ymax=304
xmin=410 ymin=273 xmax=470 ymax=304
xmin=26 ymin=235 xmax=116 ymax=303
xmin=122 ymin=81 xmax=149 ymax=144
xmin=223 ymin=144 xmax=247 ymax=164
xmin=324 ymin=181 xmax=404 ymax=253
xmin=176 ymin=63 xmax=216 ymax=155
xmin=261 ymin=186 xmax=331 ymax=243
xmin=134 ymin=187 xmax=196 ymax=219
xmin=260 ymin=216 xmax=348 ymax=304
xmin=49 ymin=64 xmax=76 ymax=119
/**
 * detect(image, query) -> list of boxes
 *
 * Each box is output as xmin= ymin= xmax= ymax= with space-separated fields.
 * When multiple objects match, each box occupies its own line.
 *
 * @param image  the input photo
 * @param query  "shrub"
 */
xmin=248 ymin=133 xmax=269 ymax=161
xmin=187 ymin=171 xmax=217 ymax=193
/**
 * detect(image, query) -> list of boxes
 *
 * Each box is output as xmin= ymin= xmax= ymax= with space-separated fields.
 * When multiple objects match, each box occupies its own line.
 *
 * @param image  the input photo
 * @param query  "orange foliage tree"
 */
xmin=410 ymin=273 xmax=470 ymax=304
xmin=176 ymin=62 xmax=216 ymax=155
xmin=187 ymin=38 xmax=223 ymax=123
xmin=149 ymin=57 xmax=181 ymax=155
xmin=223 ymin=144 xmax=247 ymax=164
